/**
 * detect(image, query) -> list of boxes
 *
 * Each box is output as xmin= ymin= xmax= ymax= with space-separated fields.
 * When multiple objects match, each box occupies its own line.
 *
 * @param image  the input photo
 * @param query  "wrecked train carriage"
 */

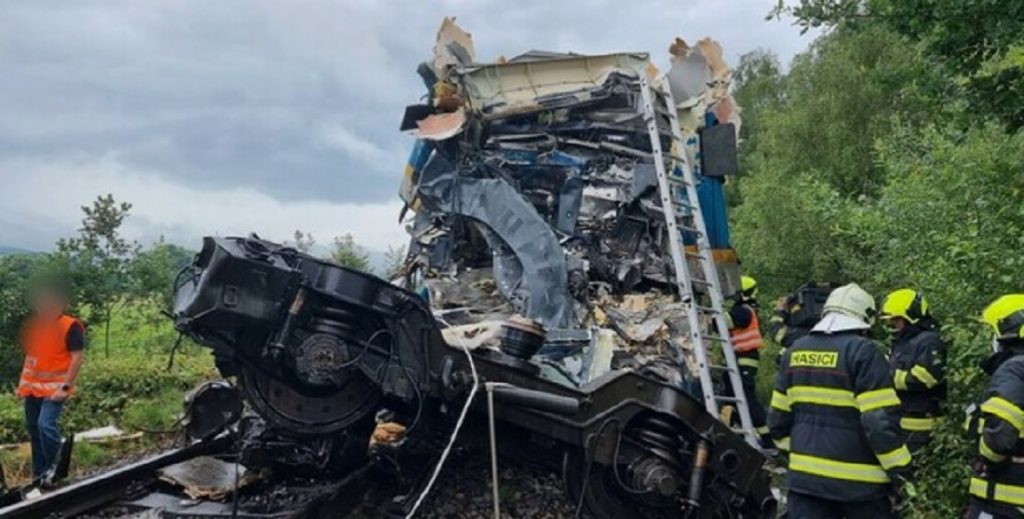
xmin=165 ymin=20 xmax=774 ymax=518
xmin=399 ymin=41 xmax=743 ymax=365
xmin=172 ymin=236 xmax=776 ymax=518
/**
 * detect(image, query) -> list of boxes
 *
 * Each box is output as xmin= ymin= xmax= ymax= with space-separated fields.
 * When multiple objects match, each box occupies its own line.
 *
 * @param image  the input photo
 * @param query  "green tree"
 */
xmin=53 ymin=194 xmax=139 ymax=357
xmin=731 ymin=24 xmax=950 ymax=295
xmin=0 ymin=254 xmax=46 ymax=385
xmin=290 ymin=230 xmax=316 ymax=253
xmin=381 ymin=244 xmax=408 ymax=280
xmin=129 ymin=238 xmax=194 ymax=310
xmin=733 ymin=49 xmax=785 ymax=162
xmin=775 ymin=0 xmax=1024 ymax=130
xmin=328 ymin=234 xmax=370 ymax=271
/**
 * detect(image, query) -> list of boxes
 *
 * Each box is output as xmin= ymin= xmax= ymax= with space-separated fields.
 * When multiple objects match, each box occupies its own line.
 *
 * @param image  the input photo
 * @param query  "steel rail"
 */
xmin=0 ymin=434 xmax=231 ymax=519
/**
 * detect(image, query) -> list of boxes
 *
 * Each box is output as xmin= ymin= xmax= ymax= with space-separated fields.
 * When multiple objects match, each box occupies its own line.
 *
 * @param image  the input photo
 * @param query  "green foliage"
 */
xmin=741 ymin=25 xmax=947 ymax=199
xmin=777 ymin=0 xmax=1024 ymax=130
xmin=121 ymin=388 xmax=189 ymax=433
xmin=72 ymin=441 xmax=115 ymax=470
xmin=330 ymin=233 xmax=371 ymax=271
xmin=129 ymin=239 xmax=194 ymax=311
xmin=0 ymin=254 xmax=44 ymax=384
xmin=290 ymin=229 xmax=316 ymax=253
xmin=840 ymin=124 xmax=1024 ymax=311
xmin=381 ymin=244 xmax=408 ymax=280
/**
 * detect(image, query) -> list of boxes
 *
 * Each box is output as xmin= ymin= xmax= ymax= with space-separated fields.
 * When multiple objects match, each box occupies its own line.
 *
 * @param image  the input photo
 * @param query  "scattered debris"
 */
xmin=73 ymin=426 xmax=144 ymax=444
xmin=370 ymin=422 xmax=408 ymax=446
xmin=157 ymin=456 xmax=259 ymax=500
xmin=398 ymin=18 xmax=745 ymax=383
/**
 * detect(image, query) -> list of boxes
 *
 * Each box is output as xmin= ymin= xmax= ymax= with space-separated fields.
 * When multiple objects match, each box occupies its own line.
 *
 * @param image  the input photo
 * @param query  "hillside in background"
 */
xmin=0 ymin=245 xmax=33 ymax=255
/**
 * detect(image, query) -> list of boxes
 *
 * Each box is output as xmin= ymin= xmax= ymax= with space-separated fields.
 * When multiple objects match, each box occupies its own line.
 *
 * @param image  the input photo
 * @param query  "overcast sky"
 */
xmin=0 ymin=0 xmax=819 ymax=254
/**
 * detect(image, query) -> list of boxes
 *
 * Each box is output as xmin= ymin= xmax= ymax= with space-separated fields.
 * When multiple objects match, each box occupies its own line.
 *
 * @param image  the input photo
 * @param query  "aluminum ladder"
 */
xmin=638 ymin=75 xmax=759 ymax=447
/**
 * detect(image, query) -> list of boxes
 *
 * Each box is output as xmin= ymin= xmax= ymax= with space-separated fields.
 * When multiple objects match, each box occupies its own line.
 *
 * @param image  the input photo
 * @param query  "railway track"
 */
xmin=0 ymin=434 xmax=384 ymax=519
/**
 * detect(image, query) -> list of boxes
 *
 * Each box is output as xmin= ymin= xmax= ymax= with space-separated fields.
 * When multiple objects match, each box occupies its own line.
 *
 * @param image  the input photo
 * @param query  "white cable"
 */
xmin=405 ymin=317 xmax=480 ymax=519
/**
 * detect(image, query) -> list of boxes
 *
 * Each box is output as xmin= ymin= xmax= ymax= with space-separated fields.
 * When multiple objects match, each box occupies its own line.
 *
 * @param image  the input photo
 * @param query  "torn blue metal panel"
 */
xmin=697 ymin=176 xmax=730 ymax=250
xmin=399 ymin=139 xmax=435 ymax=203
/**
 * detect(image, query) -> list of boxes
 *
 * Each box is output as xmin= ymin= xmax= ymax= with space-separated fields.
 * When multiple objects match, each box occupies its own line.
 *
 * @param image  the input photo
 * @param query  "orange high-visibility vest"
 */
xmin=730 ymin=307 xmax=764 ymax=353
xmin=17 ymin=315 xmax=81 ymax=398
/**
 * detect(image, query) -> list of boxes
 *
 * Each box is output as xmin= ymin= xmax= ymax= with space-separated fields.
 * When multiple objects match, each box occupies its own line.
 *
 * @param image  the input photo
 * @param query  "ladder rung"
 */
xmin=677 ymin=225 xmax=703 ymax=235
xmin=694 ymin=305 xmax=721 ymax=314
xmin=709 ymin=364 xmax=737 ymax=372
xmin=716 ymin=396 xmax=743 ymax=404
xmin=666 ymin=175 xmax=692 ymax=186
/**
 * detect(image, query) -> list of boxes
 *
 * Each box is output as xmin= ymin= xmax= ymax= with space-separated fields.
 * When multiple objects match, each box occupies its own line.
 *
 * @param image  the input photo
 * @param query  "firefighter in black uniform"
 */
xmin=879 ymin=289 xmax=947 ymax=452
xmin=727 ymin=275 xmax=769 ymax=441
xmin=769 ymin=283 xmax=912 ymax=518
xmin=770 ymin=282 xmax=835 ymax=364
xmin=966 ymin=294 xmax=1024 ymax=518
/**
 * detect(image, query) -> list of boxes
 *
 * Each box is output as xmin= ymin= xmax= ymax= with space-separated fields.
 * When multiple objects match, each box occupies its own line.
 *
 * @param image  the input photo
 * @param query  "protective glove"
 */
xmin=890 ymin=473 xmax=917 ymax=511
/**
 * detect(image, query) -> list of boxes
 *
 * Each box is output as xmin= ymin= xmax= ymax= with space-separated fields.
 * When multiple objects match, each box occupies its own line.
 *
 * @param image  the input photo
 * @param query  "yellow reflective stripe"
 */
xmin=756 ymin=425 xmax=770 ymax=435
xmin=774 ymin=329 xmax=787 ymax=343
xmin=910 ymin=365 xmax=939 ymax=388
xmin=775 ymin=436 xmax=791 ymax=451
xmin=771 ymin=390 xmax=791 ymax=412
xmin=894 ymin=369 xmax=909 ymax=391
xmin=788 ymin=386 xmax=857 ymax=408
xmin=969 ymin=477 xmax=988 ymax=501
xmin=789 ymin=453 xmax=890 ymax=484
xmin=738 ymin=357 xmax=760 ymax=369
xmin=876 ymin=444 xmax=912 ymax=470
xmin=980 ymin=437 xmax=1007 ymax=463
xmin=901 ymin=416 xmax=941 ymax=431
xmin=982 ymin=397 xmax=1024 ymax=432
xmin=970 ymin=477 xmax=1024 ymax=506
xmin=856 ymin=388 xmax=901 ymax=413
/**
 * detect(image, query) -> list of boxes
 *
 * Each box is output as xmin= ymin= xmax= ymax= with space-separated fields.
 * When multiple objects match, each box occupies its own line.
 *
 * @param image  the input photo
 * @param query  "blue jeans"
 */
xmin=24 ymin=396 xmax=65 ymax=479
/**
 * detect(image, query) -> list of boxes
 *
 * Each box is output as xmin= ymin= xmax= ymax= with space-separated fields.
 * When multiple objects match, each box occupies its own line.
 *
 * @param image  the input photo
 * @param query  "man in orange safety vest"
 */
xmin=16 ymin=280 xmax=86 ymax=482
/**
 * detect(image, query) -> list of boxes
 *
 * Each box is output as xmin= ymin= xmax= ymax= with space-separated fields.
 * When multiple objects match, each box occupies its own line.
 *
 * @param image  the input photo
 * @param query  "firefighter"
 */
xmin=966 ymin=294 xmax=1024 ymax=518
xmin=770 ymin=282 xmax=835 ymax=362
xmin=727 ymin=275 xmax=768 ymax=440
xmin=879 ymin=289 xmax=947 ymax=452
xmin=769 ymin=283 xmax=911 ymax=518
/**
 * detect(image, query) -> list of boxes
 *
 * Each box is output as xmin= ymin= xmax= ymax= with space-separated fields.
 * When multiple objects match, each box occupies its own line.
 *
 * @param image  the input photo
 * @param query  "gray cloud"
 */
xmin=0 ymin=0 xmax=817 ymax=251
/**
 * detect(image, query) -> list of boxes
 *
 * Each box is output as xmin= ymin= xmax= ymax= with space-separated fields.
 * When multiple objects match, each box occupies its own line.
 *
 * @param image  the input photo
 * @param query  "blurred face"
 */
xmin=32 ymin=290 xmax=67 ymax=319
xmin=884 ymin=316 xmax=907 ymax=332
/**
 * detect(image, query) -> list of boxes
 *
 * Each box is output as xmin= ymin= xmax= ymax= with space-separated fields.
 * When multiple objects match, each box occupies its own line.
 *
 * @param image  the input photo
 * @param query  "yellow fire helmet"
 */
xmin=740 ymin=275 xmax=758 ymax=300
xmin=880 ymin=288 xmax=929 ymax=324
xmin=982 ymin=294 xmax=1024 ymax=341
